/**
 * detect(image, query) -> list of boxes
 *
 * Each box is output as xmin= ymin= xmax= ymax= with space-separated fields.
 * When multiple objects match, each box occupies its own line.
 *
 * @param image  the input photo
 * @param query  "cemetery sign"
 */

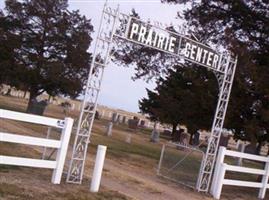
xmin=126 ymin=18 xmax=220 ymax=71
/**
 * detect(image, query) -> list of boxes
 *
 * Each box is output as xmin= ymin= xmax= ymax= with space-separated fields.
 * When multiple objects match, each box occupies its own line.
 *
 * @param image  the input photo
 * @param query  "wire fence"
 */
xmin=157 ymin=142 xmax=205 ymax=189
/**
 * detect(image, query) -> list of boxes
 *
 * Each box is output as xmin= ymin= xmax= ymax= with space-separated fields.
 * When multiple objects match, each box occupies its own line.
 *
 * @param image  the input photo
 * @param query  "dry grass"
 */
xmin=0 ymin=180 xmax=129 ymax=200
xmin=0 ymin=95 xmax=268 ymax=200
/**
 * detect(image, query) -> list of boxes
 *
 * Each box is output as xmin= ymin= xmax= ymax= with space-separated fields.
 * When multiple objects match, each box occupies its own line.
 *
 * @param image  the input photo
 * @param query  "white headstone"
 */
xmin=106 ymin=122 xmax=113 ymax=136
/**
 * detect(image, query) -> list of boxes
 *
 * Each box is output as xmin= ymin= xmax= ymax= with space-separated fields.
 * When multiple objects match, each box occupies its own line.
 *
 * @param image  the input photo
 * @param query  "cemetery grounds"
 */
xmin=0 ymin=95 xmax=267 ymax=200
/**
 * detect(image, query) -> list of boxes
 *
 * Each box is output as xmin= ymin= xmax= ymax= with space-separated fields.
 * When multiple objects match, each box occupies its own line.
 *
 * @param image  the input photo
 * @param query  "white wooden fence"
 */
xmin=0 ymin=109 xmax=73 ymax=184
xmin=211 ymin=146 xmax=269 ymax=199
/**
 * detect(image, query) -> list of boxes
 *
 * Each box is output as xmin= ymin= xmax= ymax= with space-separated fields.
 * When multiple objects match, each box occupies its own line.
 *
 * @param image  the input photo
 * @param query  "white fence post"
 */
xmin=214 ymin=163 xmax=226 ymax=199
xmin=259 ymin=160 xmax=269 ymax=199
xmin=211 ymin=146 xmax=226 ymax=194
xmin=90 ymin=145 xmax=107 ymax=192
xmin=210 ymin=147 xmax=269 ymax=199
xmin=51 ymin=117 xmax=74 ymax=184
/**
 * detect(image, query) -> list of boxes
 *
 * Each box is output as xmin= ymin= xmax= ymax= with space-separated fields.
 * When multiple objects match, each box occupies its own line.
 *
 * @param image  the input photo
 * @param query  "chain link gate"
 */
xmin=157 ymin=142 xmax=205 ymax=189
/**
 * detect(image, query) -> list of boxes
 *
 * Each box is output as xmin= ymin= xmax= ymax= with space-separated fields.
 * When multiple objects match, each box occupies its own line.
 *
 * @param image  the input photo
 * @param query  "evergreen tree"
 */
xmin=162 ymin=0 xmax=269 ymax=150
xmin=1 ymin=0 xmax=93 ymax=112
xmin=0 ymin=9 xmax=21 ymax=86
xmin=139 ymin=65 xmax=218 ymax=142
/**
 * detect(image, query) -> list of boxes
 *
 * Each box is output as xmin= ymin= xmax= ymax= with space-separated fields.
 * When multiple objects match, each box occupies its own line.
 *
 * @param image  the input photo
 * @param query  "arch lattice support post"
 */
xmin=197 ymin=55 xmax=238 ymax=192
xmin=66 ymin=3 xmax=119 ymax=184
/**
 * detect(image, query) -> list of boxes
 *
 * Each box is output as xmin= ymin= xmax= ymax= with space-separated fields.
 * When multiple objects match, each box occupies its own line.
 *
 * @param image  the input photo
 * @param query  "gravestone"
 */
xmin=28 ymin=99 xmax=48 ymax=115
xmin=122 ymin=116 xmax=126 ymax=124
xmin=219 ymin=134 xmax=230 ymax=147
xmin=244 ymin=144 xmax=257 ymax=154
xmin=180 ymin=133 xmax=190 ymax=146
xmin=106 ymin=122 xmax=113 ymax=136
xmin=162 ymin=129 xmax=172 ymax=139
xmin=116 ymin=115 xmax=121 ymax=124
xmin=128 ymin=117 xmax=139 ymax=130
xmin=139 ymin=120 xmax=146 ymax=127
xmin=192 ymin=131 xmax=200 ymax=146
xmin=125 ymin=133 xmax=132 ymax=143
xmin=71 ymin=103 xmax=75 ymax=110
xmin=100 ymin=110 xmax=104 ymax=118
xmin=150 ymin=122 xmax=159 ymax=143
xmin=150 ymin=129 xmax=160 ymax=143
xmin=95 ymin=111 xmax=100 ymax=120
xmin=111 ymin=113 xmax=117 ymax=122
xmin=235 ymin=142 xmax=257 ymax=166
xmin=172 ymin=129 xmax=184 ymax=142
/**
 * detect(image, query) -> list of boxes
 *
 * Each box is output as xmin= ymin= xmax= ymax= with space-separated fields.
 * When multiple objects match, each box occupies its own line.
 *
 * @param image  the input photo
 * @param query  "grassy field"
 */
xmin=0 ymin=181 xmax=129 ymax=200
xmin=0 ymin=95 xmax=130 ymax=199
xmin=159 ymin=145 xmax=204 ymax=187
xmin=0 ymin=95 xmax=268 ymax=200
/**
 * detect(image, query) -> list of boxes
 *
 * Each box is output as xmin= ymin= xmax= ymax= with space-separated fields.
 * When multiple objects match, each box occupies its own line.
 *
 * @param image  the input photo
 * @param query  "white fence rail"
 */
xmin=0 ymin=109 xmax=73 ymax=184
xmin=211 ymin=146 xmax=269 ymax=199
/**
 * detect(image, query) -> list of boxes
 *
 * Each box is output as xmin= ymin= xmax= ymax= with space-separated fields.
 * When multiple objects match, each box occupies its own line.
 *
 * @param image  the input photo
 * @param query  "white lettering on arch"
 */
xmin=138 ymin=26 xmax=147 ymax=43
xmin=130 ymin=23 xmax=139 ymax=39
xmin=184 ymin=42 xmax=191 ymax=58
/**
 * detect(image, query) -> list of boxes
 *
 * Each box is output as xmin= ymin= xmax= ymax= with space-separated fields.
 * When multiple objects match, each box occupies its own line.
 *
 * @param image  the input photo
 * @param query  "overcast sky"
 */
xmin=0 ymin=0 xmax=185 ymax=113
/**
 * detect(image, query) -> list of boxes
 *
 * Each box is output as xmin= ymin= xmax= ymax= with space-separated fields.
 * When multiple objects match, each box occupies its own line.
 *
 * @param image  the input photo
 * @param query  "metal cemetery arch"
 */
xmin=66 ymin=2 xmax=237 ymax=192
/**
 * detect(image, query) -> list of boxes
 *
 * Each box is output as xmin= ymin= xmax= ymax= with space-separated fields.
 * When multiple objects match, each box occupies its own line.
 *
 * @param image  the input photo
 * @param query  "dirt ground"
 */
xmin=0 ymin=95 xmax=268 ymax=200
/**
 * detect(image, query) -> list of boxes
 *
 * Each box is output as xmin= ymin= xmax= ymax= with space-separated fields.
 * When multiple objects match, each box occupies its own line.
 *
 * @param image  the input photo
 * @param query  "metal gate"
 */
xmin=157 ymin=142 xmax=205 ymax=189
